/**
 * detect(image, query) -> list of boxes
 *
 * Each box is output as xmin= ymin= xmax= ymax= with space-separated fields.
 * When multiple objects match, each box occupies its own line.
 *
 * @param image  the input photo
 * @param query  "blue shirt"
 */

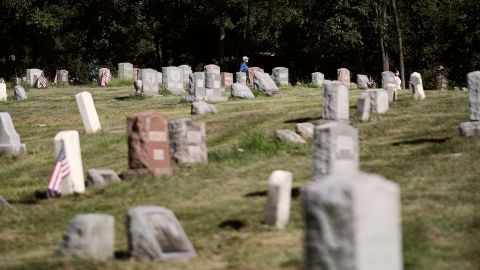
xmin=240 ymin=62 xmax=248 ymax=73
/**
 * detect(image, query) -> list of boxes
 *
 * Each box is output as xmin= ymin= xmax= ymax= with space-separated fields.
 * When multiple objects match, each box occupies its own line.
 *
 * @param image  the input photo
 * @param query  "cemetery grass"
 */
xmin=0 ymin=85 xmax=479 ymax=270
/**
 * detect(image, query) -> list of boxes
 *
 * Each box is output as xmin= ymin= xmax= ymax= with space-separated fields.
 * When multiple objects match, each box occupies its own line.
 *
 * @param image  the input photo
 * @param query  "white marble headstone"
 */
xmin=75 ymin=91 xmax=101 ymax=133
xmin=54 ymin=130 xmax=85 ymax=195
xmin=0 ymin=83 xmax=7 ymax=101
xmin=265 ymin=170 xmax=292 ymax=229
xmin=323 ymin=82 xmax=349 ymax=121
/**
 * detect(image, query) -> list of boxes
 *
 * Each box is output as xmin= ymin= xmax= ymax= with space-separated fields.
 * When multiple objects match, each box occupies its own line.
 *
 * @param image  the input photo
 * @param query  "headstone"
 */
xmin=26 ymin=68 xmax=43 ymax=87
xmin=304 ymin=171 xmax=403 ymax=270
xmin=178 ymin=65 xmax=192 ymax=85
xmin=311 ymin=72 xmax=325 ymax=88
xmin=265 ymin=170 xmax=293 ymax=229
xmin=127 ymin=206 xmax=196 ymax=261
xmin=54 ymin=130 xmax=85 ymax=195
xmin=295 ymin=122 xmax=315 ymax=139
xmin=221 ymin=72 xmax=234 ymax=88
xmin=436 ymin=75 xmax=448 ymax=90
xmin=141 ymin=68 xmax=160 ymax=96
xmin=191 ymin=101 xmax=217 ymax=115
xmin=57 ymin=214 xmax=114 ymax=260
xmin=313 ymin=122 xmax=359 ymax=180
xmin=168 ymin=118 xmax=207 ymax=164
xmin=0 ymin=83 xmax=7 ymax=101
xmin=55 ymin=70 xmax=69 ymax=85
xmin=189 ymin=72 xmax=206 ymax=97
xmin=204 ymin=64 xmax=220 ymax=75
xmin=272 ymin=67 xmax=289 ymax=86
xmin=124 ymin=112 xmax=172 ymax=177
xmin=357 ymin=74 xmax=369 ymax=89
xmin=459 ymin=122 xmax=480 ymax=136
xmin=86 ymin=168 xmax=121 ymax=187
xmin=162 ymin=67 xmax=185 ymax=95
xmin=14 ymin=85 xmax=27 ymax=100
xmin=323 ymin=82 xmax=349 ymax=121
xmin=248 ymin=67 xmax=264 ymax=87
xmin=385 ymin=83 xmax=397 ymax=103
xmin=382 ymin=71 xmax=396 ymax=89
xmin=410 ymin=72 xmax=425 ymax=100
xmin=254 ymin=72 xmax=279 ymax=96
xmin=275 ymin=129 xmax=306 ymax=144
xmin=365 ymin=89 xmax=389 ymax=113
xmin=0 ymin=112 xmax=26 ymax=156
xmin=205 ymin=72 xmax=223 ymax=99
xmin=460 ymin=71 xmax=480 ymax=136
xmin=98 ymin=68 xmax=111 ymax=86
xmin=118 ymin=62 xmax=134 ymax=80
xmin=236 ymin=72 xmax=247 ymax=85
xmin=231 ymin=83 xmax=255 ymax=99
xmin=337 ymin=68 xmax=351 ymax=87
xmin=357 ymin=92 xmax=371 ymax=122
xmin=75 ymin=91 xmax=101 ymax=133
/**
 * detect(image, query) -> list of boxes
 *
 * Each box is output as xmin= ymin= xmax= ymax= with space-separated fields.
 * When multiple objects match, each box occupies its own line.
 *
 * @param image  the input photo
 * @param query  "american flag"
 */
xmin=100 ymin=70 xmax=110 ymax=87
xmin=47 ymin=145 xmax=70 ymax=198
xmin=37 ymin=73 xmax=47 ymax=88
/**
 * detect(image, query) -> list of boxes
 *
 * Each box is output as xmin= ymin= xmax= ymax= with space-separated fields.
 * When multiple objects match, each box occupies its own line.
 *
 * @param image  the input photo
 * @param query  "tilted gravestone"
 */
xmin=337 ymin=68 xmax=351 ymax=87
xmin=357 ymin=74 xmax=369 ymax=89
xmin=118 ymin=62 xmax=134 ymax=80
xmin=127 ymin=206 xmax=196 ymax=261
xmin=57 ymin=214 xmax=114 ymax=260
xmin=265 ymin=170 xmax=293 ymax=229
xmin=357 ymin=92 xmax=371 ymax=122
xmin=169 ymin=118 xmax=207 ymax=164
xmin=236 ymin=72 xmax=247 ymax=85
xmin=0 ymin=83 xmax=7 ymax=101
xmin=55 ymin=70 xmax=69 ymax=85
xmin=86 ymin=168 xmax=121 ymax=187
xmin=191 ymin=101 xmax=217 ymax=115
xmin=304 ymin=171 xmax=403 ymax=270
xmin=26 ymin=68 xmax=43 ymax=87
xmin=221 ymin=72 xmax=233 ymax=87
xmin=323 ymin=82 xmax=349 ymax=121
xmin=178 ymin=65 xmax=192 ymax=85
xmin=410 ymin=72 xmax=425 ymax=101
xmin=254 ymin=72 xmax=279 ymax=96
xmin=123 ymin=112 xmax=172 ymax=177
xmin=53 ymin=130 xmax=85 ymax=195
xmin=75 ymin=91 xmax=101 ymax=133
xmin=0 ymin=112 xmax=26 ymax=155
xmin=141 ymin=68 xmax=160 ymax=96
xmin=162 ymin=67 xmax=185 ymax=95
xmin=460 ymin=71 xmax=480 ymax=136
xmin=365 ymin=89 xmax=389 ymax=114
xmin=272 ymin=67 xmax=289 ymax=86
xmin=248 ymin=67 xmax=264 ymax=87
xmin=311 ymin=72 xmax=325 ymax=88
xmin=295 ymin=122 xmax=315 ymax=139
xmin=382 ymin=71 xmax=396 ymax=89
xmin=313 ymin=122 xmax=359 ymax=180
xmin=276 ymin=129 xmax=306 ymax=144
xmin=231 ymin=83 xmax=254 ymax=99
xmin=14 ymin=85 xmax=27 ymax=100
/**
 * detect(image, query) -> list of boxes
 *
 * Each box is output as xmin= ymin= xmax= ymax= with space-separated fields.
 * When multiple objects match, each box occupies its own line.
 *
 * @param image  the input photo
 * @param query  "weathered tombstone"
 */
xmin=0 ymin=82 xmax=7 ymax=101
xmin=205 ymin=72 xmax=222 ymax=96
xmin=14 ymin=85 xmax=27 ymax=100
xmin=248 ymin=67 xmax=264 ymax=87
xmin=254 ymin=72 xmax=279 ymax=96
xmin=313 ymin=122 xmax=359 ymax=180
xmin=221 ymin=72 xmax=234 ymax=88
xmin=323 ymin=82 xmax=349 ymax=121
xmin=169 ymin=118 xmax=207 ymax=164
xmin=57 ymin=214 xmax=114 ymax=260
xmin=382 ymin=71 xmax=396 ymax=89
xmin=265 ymin=170 xmax=293 ymax=229
xmin=272 ymin=67 xmax=289 ymax=86
xmin=304 ymin=171 xmax=403 ymax=270
xmin=86 ymin=168 xmax=121 ymax=187
xmin=365 ymin=89 xmax=389 ymax=113
xmin=54 ymin=130 xmax=85 ymax=194
xmin=141 ymin=68 xmax=160 ymax=96
xmin=357 ymin=92 xmax=371 ymax=122
xmin=0 ymin=112 xmax=26 ymax=155
xmin=123 ymin=112 xmax=172 ymax=177
xmin=460 ymin=71 xmax=480 ymax=136
xmin=26 ymin=68 xmax=43 ymax=87
xmin=204 ymin=64 xmax=220 ymax=75
xmin=236 ymin=72 xmax=247 ymax=85
xmin=275 ymin=129 xmax=307 ymax=144
xmin=386 ymin=83 xmax=398 ymax=103
xmin=98 ymin=68 xmax=111 ymax=86
xmin=357 ymin=74 xmax=369 ymax=90
xmin=127 ymin=206 xmax=196 ymax=261
xmin=295 ymin=122 xmax=315 ymax=139
xmin=189 ymin=72 xmax=206 ymax=98
xmin=311 ymin=72 xmax=325 ymax=88
xmin=162 ymin=67 xmax=185 ymax=95
xmin=191 ymin=101 xmax=217 ymax=115
xmin=75 ymin=91 xmax=101 ymax=133
xmin=337 ymin=68 xmax=351 ymax=87
xmin=55 ymin=70 xmax=69 ymax=85
xmin=231 ymin=83 xmax=255 ymax=99
xmin=118 ymin=62 xmax=134 ymax=80
xmin=410 ymin=72 xmax=425 ymax=100
xmin=178 ymin=65 xmax=192 ymax=85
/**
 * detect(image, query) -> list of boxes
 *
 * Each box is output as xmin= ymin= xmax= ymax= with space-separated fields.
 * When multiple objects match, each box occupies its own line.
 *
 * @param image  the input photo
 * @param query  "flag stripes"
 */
xmin=47 ymin=146 xmax=70 ymax=197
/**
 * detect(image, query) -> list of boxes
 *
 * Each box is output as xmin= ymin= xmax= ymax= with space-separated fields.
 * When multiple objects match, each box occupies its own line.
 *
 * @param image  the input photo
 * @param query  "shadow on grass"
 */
xmin=243 ymin=187 xmax=301 ymax=199
xmin=219 ymin=219 xmax=246 ymax=231
xmin=392 ymin=137 xmax=451 ymax=146
xmin=114 ymin=250 xmax=130 ymax=260
xmin=284 ymin=116 xmax=321 ymax=124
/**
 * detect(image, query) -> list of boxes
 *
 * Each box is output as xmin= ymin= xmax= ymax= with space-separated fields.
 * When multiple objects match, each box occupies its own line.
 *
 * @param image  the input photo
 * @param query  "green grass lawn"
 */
xmin=0 ymin=85 xmax=479 ymax=269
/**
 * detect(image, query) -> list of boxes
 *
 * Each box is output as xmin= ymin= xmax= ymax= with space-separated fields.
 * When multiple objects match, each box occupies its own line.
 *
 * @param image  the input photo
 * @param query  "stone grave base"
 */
xmin=459 ymin=121 xmax=480 ymax=136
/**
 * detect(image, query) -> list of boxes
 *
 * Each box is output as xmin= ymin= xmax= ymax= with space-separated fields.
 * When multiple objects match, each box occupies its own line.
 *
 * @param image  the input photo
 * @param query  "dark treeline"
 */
xmin=0 ymin=0 xmax=479 ymax=88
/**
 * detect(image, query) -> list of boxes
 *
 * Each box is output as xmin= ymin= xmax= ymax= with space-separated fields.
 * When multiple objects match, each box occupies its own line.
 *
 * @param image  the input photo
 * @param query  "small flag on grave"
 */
xmin=37 ymin=73 xmax=47 ymax=88
xmin=47 ymin=145 xmax=70 ymax=197
xmin=100 ymin=70 xmax=110 ymax=87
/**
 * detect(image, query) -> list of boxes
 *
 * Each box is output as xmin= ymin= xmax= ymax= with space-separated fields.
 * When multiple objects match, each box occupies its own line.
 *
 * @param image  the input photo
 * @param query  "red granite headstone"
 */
xmin=221 ymin=72 xmax=234 ymax=87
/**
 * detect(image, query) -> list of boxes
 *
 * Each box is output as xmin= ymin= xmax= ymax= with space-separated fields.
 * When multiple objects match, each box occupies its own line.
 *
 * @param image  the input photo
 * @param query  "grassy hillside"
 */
xmin=0 ymin=85 xmax=479 ymax=269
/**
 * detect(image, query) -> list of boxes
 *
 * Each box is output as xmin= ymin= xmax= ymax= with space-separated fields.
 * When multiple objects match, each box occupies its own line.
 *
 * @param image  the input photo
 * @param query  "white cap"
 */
xmin=242 ymin=56 xmax=249 ymax=61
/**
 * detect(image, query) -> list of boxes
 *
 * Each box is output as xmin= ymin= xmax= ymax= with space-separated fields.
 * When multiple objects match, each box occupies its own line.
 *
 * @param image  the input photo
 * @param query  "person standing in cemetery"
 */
xmin=240 ymin=56 xmax=249 ymax=84
xmin=395 ymin=71 xmax=402 ymax=89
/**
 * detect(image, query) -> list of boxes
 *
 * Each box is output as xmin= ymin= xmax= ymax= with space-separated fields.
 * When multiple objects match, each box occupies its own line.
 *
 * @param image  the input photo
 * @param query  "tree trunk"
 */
xmin=380 ymin=3 xmax=389 ymax=72
xmin=243 ymin=0 xmax=250 ymax=55
xmin=391 ymin=0 xmax=405 ymax=89
xmin=219 ymin=14 xmax=225 ymax=65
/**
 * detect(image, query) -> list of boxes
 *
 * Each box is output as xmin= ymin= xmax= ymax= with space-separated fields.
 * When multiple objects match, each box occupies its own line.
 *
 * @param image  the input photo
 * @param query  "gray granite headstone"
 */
xmin=189 ymin=72 xmax=206 ymax=97
xmin=231 ymin=83 xmax=255 ymax=99
xmin=127 ymin=206 xmax=196 ymax=261
xmin=191 ymin=101 xmax=217 ymax=115
xmin=357 ymin=74 xmax=369 ymax=89
xmin=313 ymin=122 xmax=359 ymax=180
xmin=275 ymin=129 xmax=306 ymax=144
xmin=295 ymin=122 xmax=315 ymax=139
xmin=357 ymin=92 xmax=371 ymax=122
xmin=14 ymin=85 xmax=27 ymax=100
xmin=236 ymin=72 xmax=247 ymax=85
xmin=86 ymin=168 xmax=121 ymax=187
xmin=254 ymin=72 xmax=279 ymax=96
xmin=57 ymin=214 xmax=115 ymax=260
xmin=204 ymin=64 xmax=220 ymax=75
xmin=141 ymin=69 xmax=160 ymax=96
xmin=0 ymin=112 xmax=26 ymax=156
xmin=304 ymin=171 xmax=403 ymax=270
xmin=56 ymin=70 xmax=69 ymax=85
xmin=168 ymin=118 xmax=207 ymax=164
xmin=311 ymin=72 xmax=325 ymax=88
xmin=178 ymin=65 xmax=192 ymax=85
xmin=382 ymin=71 xmax=396 ymax=89
xmin=272 ymin=67 xmax=289 ymax=86
xmin=460 ymin=71 xmax=480 ymax=136
xmin=118 ymin=63 xmax=134 ymax=80
xmin=162 ymin=67 xmax=185 ymax=95
xmin=323 ymin=82 xmax=349 ymax=121
xmin=365 ymin=89 xmax=389 ymax=114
